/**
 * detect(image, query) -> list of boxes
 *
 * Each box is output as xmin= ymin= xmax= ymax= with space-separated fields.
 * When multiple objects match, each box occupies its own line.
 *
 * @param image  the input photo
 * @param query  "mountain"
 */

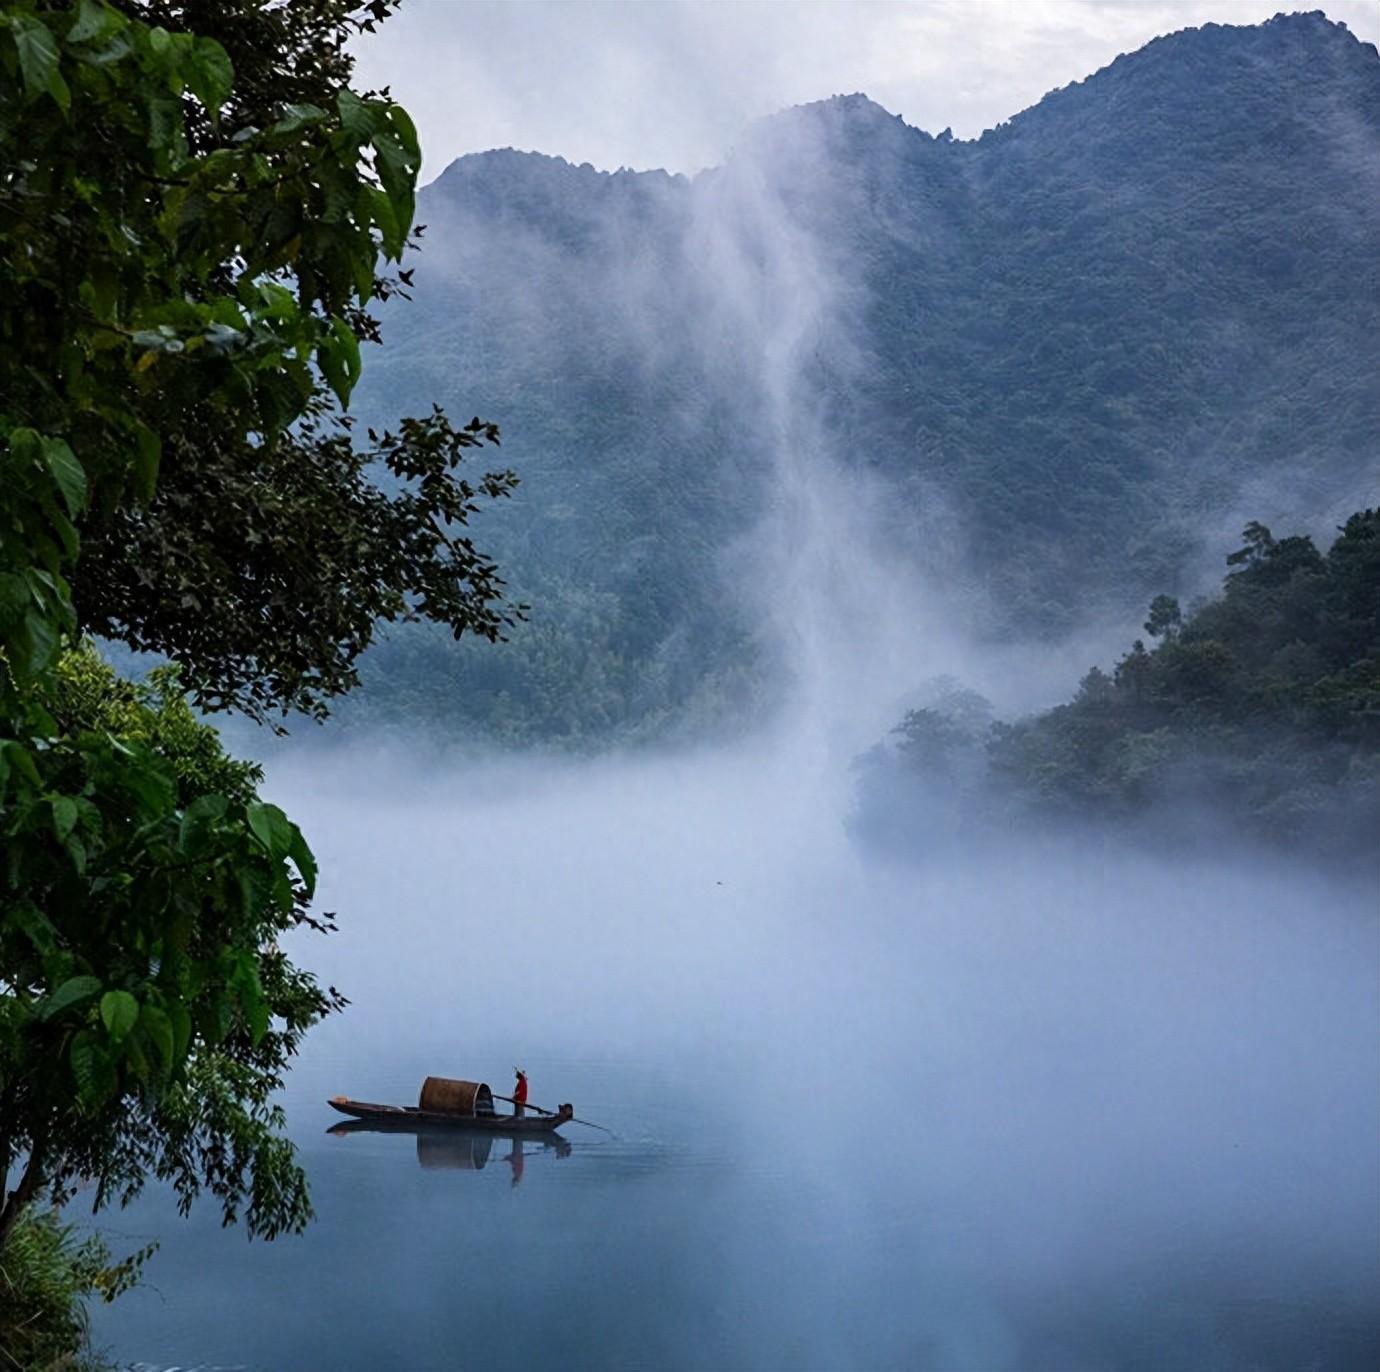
xmin=339 ymin=11 xmax=1379 ymax=744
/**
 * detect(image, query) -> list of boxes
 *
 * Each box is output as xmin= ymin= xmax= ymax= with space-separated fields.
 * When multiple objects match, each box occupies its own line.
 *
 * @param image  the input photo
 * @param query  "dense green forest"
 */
xmin=856 ymin=510 xmax=1380 ymax=863
xmin=323 ymin=11 xmax=1378 ymax=744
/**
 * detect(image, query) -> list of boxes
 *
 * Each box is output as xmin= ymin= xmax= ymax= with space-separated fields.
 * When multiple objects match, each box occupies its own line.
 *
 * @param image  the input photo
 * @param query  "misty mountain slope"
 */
xmin=343 ymin=12 xmax=1379 ymax=743
xmin=853 ymin=505 xmax=1380 ymax=867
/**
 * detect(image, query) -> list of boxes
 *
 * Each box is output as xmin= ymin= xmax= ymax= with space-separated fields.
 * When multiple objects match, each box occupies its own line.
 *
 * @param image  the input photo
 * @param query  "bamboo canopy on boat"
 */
xmin=418 ymin=1077 xmax=494 ymax=1116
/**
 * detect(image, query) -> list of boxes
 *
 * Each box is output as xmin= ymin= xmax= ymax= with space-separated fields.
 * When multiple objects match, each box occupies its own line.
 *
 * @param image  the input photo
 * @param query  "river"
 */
xmin=90 ymin=741 xmax=1379 ymax=1371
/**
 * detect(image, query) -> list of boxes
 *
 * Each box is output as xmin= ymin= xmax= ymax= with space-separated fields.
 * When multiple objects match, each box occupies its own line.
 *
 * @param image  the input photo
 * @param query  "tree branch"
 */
xmin=0 ymin=1134 xmax=48 ymax=1250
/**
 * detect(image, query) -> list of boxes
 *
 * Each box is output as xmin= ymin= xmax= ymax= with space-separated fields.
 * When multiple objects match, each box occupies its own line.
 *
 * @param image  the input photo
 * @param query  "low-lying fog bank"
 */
xmin=279 ymin=737 xmax=1376 ymax=1344
xmin=93 ymin=734 xmax=1377 ymax=1370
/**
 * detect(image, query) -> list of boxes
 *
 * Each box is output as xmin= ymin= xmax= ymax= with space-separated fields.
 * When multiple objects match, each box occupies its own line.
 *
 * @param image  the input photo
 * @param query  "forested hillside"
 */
xmin=337 ymin=11 xmax=1378 ymax=743
xmin=855 ymin=509 xmax=1380 ymax=863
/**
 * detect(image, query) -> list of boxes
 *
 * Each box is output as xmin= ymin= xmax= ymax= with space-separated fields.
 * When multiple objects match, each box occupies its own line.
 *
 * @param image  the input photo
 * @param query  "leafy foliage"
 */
xmin=1 ymin=646 xmax=344 ymax=1244
xmin=0 ymin=0 xmax=497 ymax=1267
xmin=0 ymin=1206 xmax=148 ymax=1370
xmin=1 ymin=0 xmax=517 ymax=722
xmin=80 ymin=401 xmax=520 ymax=723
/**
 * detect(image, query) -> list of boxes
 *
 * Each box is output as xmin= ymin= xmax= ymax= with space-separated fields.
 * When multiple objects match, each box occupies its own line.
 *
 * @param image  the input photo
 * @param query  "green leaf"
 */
xmin=274 ymin=102 xmax=326 ymax=135
xmin=68 ymin=0 xmax=126 ymax=45
xmin=84 ymin=29 xmax=131 ymax=65
xmin=50 ymin=794 xmax=78 ymax=841
xmin=246 ymin=801 xmax=293 ymax=860
xmin=8 ymin=902 xmax=57 ymax=955
xmin=0 ymin=741 xmax=41 ymax=789
xmin=140 ymin=1003 xmax=175 ymax=1067
xmin=371 ymin=131 xmax=417 ymax=231
xmin=179 ymin=792 xmax=227 ymax=852
xmin=236 ymin=864 xmax=269 ymax=918
xmin=22 ymin=609 xmax=59 ymax=676
xmin=10 ymin=15 xmax=60 ymax=102
xmin=198 ymin=995 xmax=232 ymax=1048
xmin=100 ymin=989 xmax=140 ymax=1042
xmin=318 ymin=316 xmax=362 ymax=407
xmin=39 ymin=974 xmax=103 ymax=1021
xmin=167 ymin=1000 xmax=192 ymax=1064
xmin=0 ymin=572 xmax=28 ymax=624
xmin=249 ymin=279 xmax=299 ymax=323
xmin=366 ymin=185 xmax=402 ymax=260
xmin=148 ymin=93 xmax=180 ymax=151
xmin=186 ymin=36 xmax=233 ymax=114
xmin=39 ymin=501 xmax=80 ymax=561
xmin=70 ymin=1030 xmax=118 ymax=1108
xmin=65 ymin=833 xmax=87 ymax=875
xmin=46 ymin=63 xmax=71 ymax=115
xmin=287 ymin=825 xmax=317 ymax=897
xmin=41 ymin=437 xmax=87 ymax=516
xmin=7 ymin=425 xmax=41 ymax=469
xmin=133 ymin=423 xmax=161 ymax=503
xmin=246 ymin=997 xmax=270 ymax=1045
xmin=384 ymin=104 xmax=420 ymax=163
xmin=336 ymin=88 xmax=376 ymax=141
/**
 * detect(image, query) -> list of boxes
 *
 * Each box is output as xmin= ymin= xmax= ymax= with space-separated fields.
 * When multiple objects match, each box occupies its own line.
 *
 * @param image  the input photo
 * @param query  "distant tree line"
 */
xmin=858 ymin=510 xmax=1380 ymax=864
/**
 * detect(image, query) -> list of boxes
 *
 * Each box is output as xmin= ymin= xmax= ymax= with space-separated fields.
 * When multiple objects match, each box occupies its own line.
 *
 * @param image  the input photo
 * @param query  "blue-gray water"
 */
xmin=90 ymin=745 xmax=1379 ymax=1371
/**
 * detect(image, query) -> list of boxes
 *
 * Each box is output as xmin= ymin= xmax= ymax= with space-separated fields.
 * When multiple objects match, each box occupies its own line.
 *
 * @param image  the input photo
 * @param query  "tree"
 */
xmin=1 ymin=0 xmax=520 ymax=723
xmin=978 ymin=509 xmax=1380 ymax=856
xmin=891 ymin=679 xmax=993 ymax=782
xmin=0 ymin=647 xmax=340 ymax=1245
xmin=1225 ymin=519 xmax=1276 ymax=570
xmin=1143 ymin=593 xmax=1182 ymax=640
xmin=0 ymin=0 xmax=507 ymax=1253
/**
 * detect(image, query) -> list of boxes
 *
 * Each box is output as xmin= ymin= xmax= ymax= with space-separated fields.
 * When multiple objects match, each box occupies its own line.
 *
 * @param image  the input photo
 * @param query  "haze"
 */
xmin=89 ymin=5 xmax=1378 ymax=1369
xmin=354 ymin=0 xmax=1380 ymax=175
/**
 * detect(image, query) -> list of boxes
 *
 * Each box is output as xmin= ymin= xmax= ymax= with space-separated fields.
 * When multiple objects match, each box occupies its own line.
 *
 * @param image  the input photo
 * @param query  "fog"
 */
xmin=98 ymin=676 xmax=1379 ymax=1366
xmin=128 ymin=735 xmax=1368 ymax=1370
xmin=353 ymin=0 xmax=1380 ymax=176
xmin=93 ymin=16 xmax=1379 ymax=1370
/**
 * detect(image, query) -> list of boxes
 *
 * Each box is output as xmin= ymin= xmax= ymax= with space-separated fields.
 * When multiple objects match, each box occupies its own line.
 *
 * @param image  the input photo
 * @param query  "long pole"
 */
xmin=491 ymin=1093 xmax=614 ymax=1135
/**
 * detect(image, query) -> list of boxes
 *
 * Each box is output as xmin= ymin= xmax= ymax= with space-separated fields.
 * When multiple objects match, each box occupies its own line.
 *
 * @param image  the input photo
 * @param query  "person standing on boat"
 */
xmin=513 ymin=1068 xmax=528 ymax=1119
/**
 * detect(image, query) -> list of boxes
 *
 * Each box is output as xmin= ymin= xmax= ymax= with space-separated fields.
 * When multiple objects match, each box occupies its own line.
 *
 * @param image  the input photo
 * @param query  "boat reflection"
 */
xmin=327 ymin=1119 xmax=572 ymax=1177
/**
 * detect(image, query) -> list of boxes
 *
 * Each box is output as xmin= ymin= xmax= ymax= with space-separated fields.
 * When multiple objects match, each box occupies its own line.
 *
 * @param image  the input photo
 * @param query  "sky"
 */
xmin=352 ymin=0 xmax=1380 ymax=178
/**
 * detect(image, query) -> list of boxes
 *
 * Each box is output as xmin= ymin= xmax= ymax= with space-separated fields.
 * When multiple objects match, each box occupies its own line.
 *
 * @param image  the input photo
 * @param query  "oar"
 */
xmin=492 ymin=1093 xmax=615 ymax=1136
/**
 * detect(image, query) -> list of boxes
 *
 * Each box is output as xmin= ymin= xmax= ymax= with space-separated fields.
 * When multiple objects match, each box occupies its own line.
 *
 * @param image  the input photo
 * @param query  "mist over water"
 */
xmin=94 ymin=739 xmax=1378 ymax=1370
xmin=93 ymin=54 xmax=1378 ymax=1372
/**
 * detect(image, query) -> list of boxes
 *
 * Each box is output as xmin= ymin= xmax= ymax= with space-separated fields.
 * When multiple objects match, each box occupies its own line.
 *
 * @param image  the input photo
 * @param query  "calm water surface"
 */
xmin=91 ymin=746 xmax=1380 ymax=1371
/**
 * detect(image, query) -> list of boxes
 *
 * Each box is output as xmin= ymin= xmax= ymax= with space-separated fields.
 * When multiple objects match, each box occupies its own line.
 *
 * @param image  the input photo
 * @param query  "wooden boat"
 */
xmin=327 ymin=1096 xmax=573 ymax=1134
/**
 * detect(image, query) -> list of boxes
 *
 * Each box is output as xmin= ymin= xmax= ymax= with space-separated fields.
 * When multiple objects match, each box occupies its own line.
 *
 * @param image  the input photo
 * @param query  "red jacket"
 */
xmin=514 ymin=1076 xmax=528 ymax=1103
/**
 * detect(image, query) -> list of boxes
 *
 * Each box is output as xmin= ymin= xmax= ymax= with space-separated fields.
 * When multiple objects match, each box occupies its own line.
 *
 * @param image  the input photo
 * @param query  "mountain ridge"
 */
xmin=423 ymin=10 xmax=1376 ymax=187
xmin=341 ymin=12 xmax=1379 ymax=745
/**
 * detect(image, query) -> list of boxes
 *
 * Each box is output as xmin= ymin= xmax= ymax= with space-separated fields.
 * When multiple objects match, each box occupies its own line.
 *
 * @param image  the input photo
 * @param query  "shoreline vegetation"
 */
xmin=0 ymin=1208 xmax=147 ymax=1371
xmin=856 ymin=511 xmax=1380 ymax=867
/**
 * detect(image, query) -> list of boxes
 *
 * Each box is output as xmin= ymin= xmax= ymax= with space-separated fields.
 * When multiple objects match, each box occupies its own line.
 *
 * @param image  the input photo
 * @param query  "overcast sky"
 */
xmin=352 ymin=1 xmax=1380 ymax=178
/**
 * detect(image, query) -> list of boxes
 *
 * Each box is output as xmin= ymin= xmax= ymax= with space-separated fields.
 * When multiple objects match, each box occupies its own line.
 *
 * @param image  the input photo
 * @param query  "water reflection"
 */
xmin=89 ymin=753 xmax=1379 ymax=1372
xmin=326 ymin=1120 xmax=573 ymax=1175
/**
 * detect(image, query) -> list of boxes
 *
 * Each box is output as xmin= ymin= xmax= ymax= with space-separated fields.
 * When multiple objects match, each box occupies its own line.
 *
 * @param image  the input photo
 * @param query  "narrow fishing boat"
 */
xmin=327 ymin=1076 xmax=575 ymax=1134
